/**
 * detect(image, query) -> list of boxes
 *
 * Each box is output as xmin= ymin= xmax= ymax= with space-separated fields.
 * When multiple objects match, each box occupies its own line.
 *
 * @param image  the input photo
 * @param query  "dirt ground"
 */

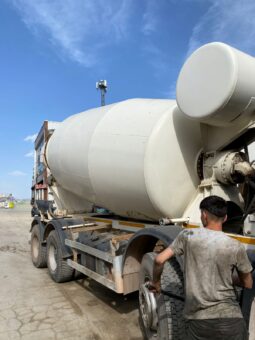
xmin=0 ymin=204 xmax=142 ymax=340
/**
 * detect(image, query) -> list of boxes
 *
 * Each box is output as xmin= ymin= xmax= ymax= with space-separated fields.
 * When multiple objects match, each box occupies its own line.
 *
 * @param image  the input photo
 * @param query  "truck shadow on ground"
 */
xmin=75 ymin=277 xmax=139 ymax=314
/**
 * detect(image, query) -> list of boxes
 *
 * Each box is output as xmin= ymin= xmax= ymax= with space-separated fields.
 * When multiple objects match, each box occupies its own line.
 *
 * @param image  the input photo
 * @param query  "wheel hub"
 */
xmin=139 ymin=283 xmax=158 ymax=331
xmin=48 ymin=244 xmax=57 ymax=271
xmin=32 ymin=235 xmax=39 ymax=259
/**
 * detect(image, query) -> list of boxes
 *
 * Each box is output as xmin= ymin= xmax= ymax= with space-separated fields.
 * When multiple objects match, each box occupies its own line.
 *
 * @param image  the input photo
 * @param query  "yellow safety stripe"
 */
xmin=184 ymin=224 xmax=200 ymax=229
xmin=86 ymin=217 xmax=145 ymax=228
xmin=89 ymin=218 xmax=113 ymax=224
xmin=119 ymin=221 xmax=145 ymax=228
xmin=86 ymin=218 xmax=255 ymax=244
xmin=185 ymin=224 xmax=255 ymax=245
xmin=230 ymin=235 xmax=255 ymax=245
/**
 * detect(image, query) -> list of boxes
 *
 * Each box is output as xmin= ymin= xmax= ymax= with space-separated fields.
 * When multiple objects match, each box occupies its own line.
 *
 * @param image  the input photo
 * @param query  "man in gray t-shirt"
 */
xmin=152 ymin=195 xmax=253 ymax=340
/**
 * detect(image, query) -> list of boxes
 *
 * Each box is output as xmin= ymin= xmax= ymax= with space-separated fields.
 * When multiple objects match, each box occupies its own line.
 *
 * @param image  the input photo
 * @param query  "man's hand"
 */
xmin=148 ymin=281 xmax=161 ymax=294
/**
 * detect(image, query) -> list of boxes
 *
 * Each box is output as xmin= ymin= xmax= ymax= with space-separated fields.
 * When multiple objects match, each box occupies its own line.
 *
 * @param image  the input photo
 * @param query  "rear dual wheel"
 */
xmin=248 ymin=298 xmax=255 ymax=340
xmin=139 ymin=252 xmax=185 ymax=340
xmin=139 ymin=253 xmax=158 ymax=340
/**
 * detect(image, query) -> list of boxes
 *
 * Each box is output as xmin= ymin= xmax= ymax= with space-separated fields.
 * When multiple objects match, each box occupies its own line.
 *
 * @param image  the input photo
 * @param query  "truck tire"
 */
xmin=158 ymin=258 xmax=185 ymax=340
xmin=139 ymin=252 xmax=185 ymax=340
xmin=139 ymin=252 xmax=158 ymax=340
xmin=31 ymin=224 xmax=47 ymax=268
xmin=46 ymin=230 xmax=74 ymax=283
xmin=249 ymin=298 xmax=255 ymax=340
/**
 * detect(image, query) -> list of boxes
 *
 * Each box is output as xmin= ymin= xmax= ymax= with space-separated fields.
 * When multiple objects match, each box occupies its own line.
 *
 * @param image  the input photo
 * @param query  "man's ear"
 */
xmin=202 ymin=210 xmax=208 ymax=224
xmin=223 ymin=214 xmax=227 ymax=223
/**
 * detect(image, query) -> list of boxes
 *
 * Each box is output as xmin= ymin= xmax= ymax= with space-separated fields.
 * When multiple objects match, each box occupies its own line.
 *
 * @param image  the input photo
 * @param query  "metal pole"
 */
xmin=96 ymin=80 xmax=107 ymax=107
xmin=101 ymin=88 xmax=106 ymax=106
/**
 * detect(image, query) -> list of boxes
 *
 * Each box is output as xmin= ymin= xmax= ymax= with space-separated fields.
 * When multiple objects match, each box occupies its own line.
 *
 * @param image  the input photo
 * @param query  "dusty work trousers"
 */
xmin=185 ymin=318 xmax=248 ymax=340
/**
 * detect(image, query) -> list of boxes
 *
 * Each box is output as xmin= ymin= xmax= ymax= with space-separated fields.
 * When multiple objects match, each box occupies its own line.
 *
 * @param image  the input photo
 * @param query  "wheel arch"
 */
xmin=43 ymin=218 xmax=83 ymax=259
xmin=30 ymin=216 xmax=43 ymax=231
xmin=122 ymin=225 xmax=182 ymax=294
xmin=30 ymin=217 xmax=46 ymax=243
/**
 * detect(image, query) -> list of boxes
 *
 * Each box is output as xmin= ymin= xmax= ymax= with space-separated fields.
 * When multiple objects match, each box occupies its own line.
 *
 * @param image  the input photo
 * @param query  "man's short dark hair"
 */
xmin=199 ymin=196 xmax=227 ymax=218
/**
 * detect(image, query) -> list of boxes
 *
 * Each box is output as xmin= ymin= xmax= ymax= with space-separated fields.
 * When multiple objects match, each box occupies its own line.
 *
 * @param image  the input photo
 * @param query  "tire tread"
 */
xmin=31 ymin=224 xmax=47 ymax=268
xmin=46 ymin=230 xmax=74 ymax=283
xmin=158 ymin=258 xmax=185 ymax=340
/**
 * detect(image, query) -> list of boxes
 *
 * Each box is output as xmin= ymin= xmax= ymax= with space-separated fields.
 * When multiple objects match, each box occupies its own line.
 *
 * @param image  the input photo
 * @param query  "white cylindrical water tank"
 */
xmin=176 ymin=42 xmax=255 ymax=126
xmin=46 ymin=99 xmax=202 ymax=220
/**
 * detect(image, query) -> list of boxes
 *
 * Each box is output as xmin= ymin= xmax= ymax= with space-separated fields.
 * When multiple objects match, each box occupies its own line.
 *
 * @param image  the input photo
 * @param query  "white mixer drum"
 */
xmin=176 ymin=42 xmax=255 ymax=126
xmin=46 ymin=99 xmax=202 ymax=220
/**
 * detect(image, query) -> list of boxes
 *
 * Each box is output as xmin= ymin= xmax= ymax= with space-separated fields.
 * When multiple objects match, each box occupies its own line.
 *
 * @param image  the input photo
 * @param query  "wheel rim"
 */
xmin=31 ymin=235 xmax=39 ymax=259
xmin=249 ymin=298 xmax=255 ymax=338
xmin=48 ymin=243 xmax=57 ymax=272
xmin=139 ymin=282 xmax=158 ymax=332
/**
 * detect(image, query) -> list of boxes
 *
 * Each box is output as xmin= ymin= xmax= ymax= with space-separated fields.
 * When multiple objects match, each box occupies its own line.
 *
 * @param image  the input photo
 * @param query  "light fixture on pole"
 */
xmin=96 ymin=80 xmax=107 ymax=106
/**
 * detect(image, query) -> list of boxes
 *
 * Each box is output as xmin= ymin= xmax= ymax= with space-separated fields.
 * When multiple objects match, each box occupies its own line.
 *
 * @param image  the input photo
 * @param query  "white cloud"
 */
xmin=8 ymin=170 xmax=27 ymax=177
xmin=25 ymin=151 xmax=34 ymax=158
xmin=24 ymin=134 xmax=37 ymax=142
xmin=140 ymin=2 xmax=172 ymax=80
xmin=142 ymin=0 xmax=158 ymax=36
xmin=187 ymin=0 xmax=255 ymax=58
xmin=143 ymin=43 xmax=168 ymax=72
xmin=9 ymin=0 xmax=134 ymax=67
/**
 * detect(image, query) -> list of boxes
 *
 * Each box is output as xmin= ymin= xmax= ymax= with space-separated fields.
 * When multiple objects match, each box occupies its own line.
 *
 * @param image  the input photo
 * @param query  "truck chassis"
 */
xmin=30 ymin=213 xmax=255 ymax=340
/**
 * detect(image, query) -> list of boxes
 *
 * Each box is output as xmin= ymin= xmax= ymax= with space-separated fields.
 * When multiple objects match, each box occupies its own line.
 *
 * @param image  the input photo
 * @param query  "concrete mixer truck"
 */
xmin=30 ymin=42 xmax=255 ymax=339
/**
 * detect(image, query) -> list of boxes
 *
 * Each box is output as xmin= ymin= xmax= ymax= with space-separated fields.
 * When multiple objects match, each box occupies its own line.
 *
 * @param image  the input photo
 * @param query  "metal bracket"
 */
xmin=65 ymin=239 xmax=114 ymax=263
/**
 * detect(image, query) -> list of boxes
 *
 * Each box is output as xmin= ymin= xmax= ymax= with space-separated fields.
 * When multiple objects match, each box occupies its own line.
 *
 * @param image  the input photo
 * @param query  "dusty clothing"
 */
xmin=170 ymin=228 xmax=252 ymax=320
xmin=186 ymin=318 xmax=248 ymax=340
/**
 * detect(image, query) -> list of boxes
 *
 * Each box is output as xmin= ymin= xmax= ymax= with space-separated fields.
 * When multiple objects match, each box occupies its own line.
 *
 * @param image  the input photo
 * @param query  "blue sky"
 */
xmin=1 ymin=0 xmax=255 ymax=198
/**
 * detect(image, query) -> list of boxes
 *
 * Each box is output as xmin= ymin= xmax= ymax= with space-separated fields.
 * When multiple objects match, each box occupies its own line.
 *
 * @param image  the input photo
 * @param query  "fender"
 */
xmin=43 ymin=218 xmax=84 ymax=259
xmin=123 ymin=224 xmax=182 ymax=269
xmin=30 ymin=217 xmax=46 ymax=243
xmin=122 ymin=225 xmax=182 ymax=294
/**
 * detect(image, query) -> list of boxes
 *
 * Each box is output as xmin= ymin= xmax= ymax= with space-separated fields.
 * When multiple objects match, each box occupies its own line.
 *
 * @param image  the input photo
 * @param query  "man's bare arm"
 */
xmin=152 ymin=247 xmax=175 ymax=292
xmin=233 ymin=271 xmax=253 ymax=289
